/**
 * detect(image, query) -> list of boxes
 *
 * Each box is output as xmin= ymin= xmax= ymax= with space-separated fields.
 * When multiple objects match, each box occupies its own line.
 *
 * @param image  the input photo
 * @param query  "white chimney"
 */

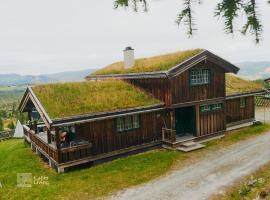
xmin=123 ymin=46 xmax=135 ymax=68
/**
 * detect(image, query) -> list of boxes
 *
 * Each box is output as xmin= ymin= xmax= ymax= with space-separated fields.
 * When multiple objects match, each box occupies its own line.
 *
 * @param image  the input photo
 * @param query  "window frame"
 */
xmin=115 ymin=114 xmax=141 ymax=133
xmin=200 ymin=105 xmax=211 ymax=112
xmin=211 ymin=103 xmax=223 ymax=111
xmin=240 ymin=97 xmax=246 ymax=108
xmin=189 ymin=69 xmax=210 ymax=86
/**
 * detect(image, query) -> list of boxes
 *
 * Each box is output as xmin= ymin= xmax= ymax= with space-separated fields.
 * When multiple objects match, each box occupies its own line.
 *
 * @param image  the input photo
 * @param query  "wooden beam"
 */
xmin=47 ymin=129 xmax=51 ymax=144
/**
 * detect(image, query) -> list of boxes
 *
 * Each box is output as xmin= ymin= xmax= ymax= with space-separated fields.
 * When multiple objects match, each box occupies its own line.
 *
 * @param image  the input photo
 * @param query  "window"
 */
xmin=200 ymin=105 xmax=211 ymax=112
xmin=116 ymin=115 xmax=140 ymax=132
xmin=125 ymin=116 xmax=133 ymax=130
xmin=200 ymin=103 xmax=223 ymax=112
xmin=212 ymin=103 xmax=223 ymax=110
xmin=133 ymin=115 xmax=140 ymax=129
xmin=240 ymin=98 xmax=246 ymax=108
xmin=116 ymin=117 xmax=125 ymax=132
xmin=190 ymin=69 xmax=210 ymax=86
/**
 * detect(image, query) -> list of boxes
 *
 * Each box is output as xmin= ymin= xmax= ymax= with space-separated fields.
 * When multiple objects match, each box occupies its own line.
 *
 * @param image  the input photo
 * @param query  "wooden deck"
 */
xmin=23 ymin=125 xmax=93 ymax=171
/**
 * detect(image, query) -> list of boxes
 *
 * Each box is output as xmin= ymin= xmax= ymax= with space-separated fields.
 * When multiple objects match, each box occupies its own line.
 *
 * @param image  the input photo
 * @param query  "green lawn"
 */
xmin=0 ymin=124 xmax=270 ymax=200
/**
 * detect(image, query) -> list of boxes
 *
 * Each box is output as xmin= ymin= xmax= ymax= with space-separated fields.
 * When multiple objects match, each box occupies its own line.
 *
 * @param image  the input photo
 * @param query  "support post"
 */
xmin=47 ymin=129 xmax=51 ymax=144
xmin=55 ymin=127 xmax=62 ymax=163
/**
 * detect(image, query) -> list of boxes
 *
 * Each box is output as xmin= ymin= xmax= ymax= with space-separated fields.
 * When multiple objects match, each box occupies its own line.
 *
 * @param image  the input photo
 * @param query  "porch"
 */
xmin=23 ymin=124 xmax=93 ymax=172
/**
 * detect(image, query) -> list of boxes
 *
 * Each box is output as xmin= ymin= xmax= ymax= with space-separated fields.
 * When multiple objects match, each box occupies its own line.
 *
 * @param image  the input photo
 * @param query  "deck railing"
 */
xmin=24 ymin=126 xmax=92 ymax=164
xmin=162 ymin=128 xmax=176 ymax=142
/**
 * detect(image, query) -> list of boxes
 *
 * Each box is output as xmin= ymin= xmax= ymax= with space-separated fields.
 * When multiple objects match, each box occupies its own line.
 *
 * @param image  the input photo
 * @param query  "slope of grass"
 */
xmin=1 ymin=124 xmax=270 ymax=200
xmin=226 ymin=74 xmax=263 ymax=96
xmin=92 ymin=49 xmax=203 ymax=75
xmin=32 ymin=80 xmax=161 ymax=119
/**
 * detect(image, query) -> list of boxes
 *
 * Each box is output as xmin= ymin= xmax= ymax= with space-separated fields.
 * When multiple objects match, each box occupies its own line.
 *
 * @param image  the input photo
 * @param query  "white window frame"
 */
xmin=190 ymin=69 xmax=210 ymax=86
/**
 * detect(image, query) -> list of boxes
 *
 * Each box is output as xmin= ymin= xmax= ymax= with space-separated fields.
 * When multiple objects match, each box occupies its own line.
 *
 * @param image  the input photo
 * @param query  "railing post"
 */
xmin=55 ymin=127 xmax=62 ymax=163
xmin=162 ymin=128 xmax=165 ymax=141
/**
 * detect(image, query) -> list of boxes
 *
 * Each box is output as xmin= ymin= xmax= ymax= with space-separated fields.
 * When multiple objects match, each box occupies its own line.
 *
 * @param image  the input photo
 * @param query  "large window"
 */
xmin=190 ymin=69 xmax=210 ymax=86
xmin=116 ymin=115 xmax=140 ymax=132
xmin=240 ymin=98 xmax=246 ymax=108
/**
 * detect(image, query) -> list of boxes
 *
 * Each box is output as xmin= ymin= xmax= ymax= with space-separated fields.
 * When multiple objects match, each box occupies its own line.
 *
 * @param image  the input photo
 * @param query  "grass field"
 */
xmin=0 ymin=86 xmax=26 ymax=110
xmin=0 ymin=124 xmax=270 ymax=200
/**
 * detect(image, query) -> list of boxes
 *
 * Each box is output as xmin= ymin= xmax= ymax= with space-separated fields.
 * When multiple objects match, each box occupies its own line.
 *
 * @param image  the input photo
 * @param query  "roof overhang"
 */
xmin=18 ymin=87 xmax=53 ymax=128
xmin=86 ymin=50 xmax=240 ymax=80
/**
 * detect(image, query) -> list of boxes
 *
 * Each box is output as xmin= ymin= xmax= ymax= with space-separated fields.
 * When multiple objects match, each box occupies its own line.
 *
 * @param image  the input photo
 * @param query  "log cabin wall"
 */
xmin=197 ymin=104 xmax=226 ymax=136
xmin=171 ymin=61 xmax=226 ymax=105
xmin=74 ymin=111 xmax=164 ymax=155
xmin=226 ymin=96 xmax=255 ymax=124
xmin=125 ymin=78 xmax=171 ymax=105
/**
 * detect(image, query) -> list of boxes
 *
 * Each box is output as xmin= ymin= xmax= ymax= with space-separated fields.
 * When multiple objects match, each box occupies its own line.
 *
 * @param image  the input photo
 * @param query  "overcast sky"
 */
xmin=0 ymin=0 xmax=269 ymax=75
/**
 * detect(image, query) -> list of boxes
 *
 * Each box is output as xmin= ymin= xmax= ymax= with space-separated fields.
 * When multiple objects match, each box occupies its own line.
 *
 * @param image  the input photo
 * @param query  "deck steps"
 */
xmin=176 ymin=141 xmax=205 ymax=152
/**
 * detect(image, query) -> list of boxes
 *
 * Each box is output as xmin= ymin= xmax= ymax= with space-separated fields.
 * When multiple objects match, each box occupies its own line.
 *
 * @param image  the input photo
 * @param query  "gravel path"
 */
xmin=109 ymin=131 xmax=270 ymax=200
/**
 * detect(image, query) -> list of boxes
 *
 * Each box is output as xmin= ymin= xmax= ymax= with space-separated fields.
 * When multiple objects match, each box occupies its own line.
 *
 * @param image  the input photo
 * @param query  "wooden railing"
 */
xmin=162 ymin=128 xmax=176 ymax=142
xmin=60 ymin=143 xmax=92 ymax=163
xmin=28 ymin=130 xmax=58 ymax=161
xmin=24 ymin=125 xmax=92 ymax=164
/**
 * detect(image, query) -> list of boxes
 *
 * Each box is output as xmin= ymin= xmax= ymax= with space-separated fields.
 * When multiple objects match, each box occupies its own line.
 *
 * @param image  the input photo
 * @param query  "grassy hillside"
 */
xmin=1 ymin=125 xmax=270 ymax=200
xmin=226 ymin=74 xmax=264 ymax=96
xmin=0 ymin=86 xmax=26 ymax=110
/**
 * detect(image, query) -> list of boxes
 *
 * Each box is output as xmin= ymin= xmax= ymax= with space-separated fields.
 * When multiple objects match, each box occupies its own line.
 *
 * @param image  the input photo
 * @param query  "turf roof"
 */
xmin=92 ymin=49 xmax=204 ymax=75
xmin=226 ymin=74 xmax=263 ymax=96
xmin=32 ymin=80 xmax=161 ymax=119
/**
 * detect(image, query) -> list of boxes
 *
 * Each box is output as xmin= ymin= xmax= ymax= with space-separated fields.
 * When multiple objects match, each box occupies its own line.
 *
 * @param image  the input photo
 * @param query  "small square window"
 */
xmin=200 ymin=105 xmax=211 ymax=112
xmin=190 ymin=69 xmax=210 ymax=86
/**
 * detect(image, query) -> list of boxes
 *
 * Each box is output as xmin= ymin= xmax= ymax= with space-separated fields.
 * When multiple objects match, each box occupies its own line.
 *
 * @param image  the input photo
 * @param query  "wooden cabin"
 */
xmin=19 ymin=49 xmax=262 ymax=172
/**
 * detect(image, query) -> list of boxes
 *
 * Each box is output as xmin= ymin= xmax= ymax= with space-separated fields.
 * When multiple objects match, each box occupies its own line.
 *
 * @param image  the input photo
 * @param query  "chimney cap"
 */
xmin=124 ymin=46 xmax=134 ymax=51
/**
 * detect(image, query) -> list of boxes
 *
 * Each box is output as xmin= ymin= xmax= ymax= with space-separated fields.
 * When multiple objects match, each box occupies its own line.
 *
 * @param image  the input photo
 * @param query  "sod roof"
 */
xmin=92 ymin=49 xmax=204 ymax=75
xmin=226 ymin=74 xmax=263 ymax=96
xmin=31 ymin=80 xmax=161 ymax=119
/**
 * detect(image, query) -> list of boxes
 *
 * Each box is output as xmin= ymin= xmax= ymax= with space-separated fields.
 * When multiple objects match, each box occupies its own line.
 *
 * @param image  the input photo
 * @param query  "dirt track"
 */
xmin=109 ymin=130 xmax=270 ymax=200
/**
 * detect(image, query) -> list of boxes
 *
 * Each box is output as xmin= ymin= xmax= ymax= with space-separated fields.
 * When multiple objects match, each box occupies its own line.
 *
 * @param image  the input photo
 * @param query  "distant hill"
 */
xmin=236 ymin=61 xmax=270 ymax=80
xmin=0 ymin=68 xmax=97 ymax=86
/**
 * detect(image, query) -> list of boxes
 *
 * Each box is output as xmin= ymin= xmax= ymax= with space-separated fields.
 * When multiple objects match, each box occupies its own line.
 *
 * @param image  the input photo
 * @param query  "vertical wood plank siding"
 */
xmin=75 ymin=111 xmax=163 ymax=155
xmin=226 ymin=96 xmax=255 ymax=124
xmin=125 ymin=78 xmax=172 ymax=105
xmin=171 ymin=61 xmax=225 ymax=104
xmin=197 ymin=108 xmax=226 ymax=136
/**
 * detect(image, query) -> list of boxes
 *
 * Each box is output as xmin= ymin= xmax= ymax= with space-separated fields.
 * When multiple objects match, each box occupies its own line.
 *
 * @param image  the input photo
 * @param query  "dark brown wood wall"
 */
xmin=171 ymin=61 xmax=225 ymax=105
xmin=197 ymin=106 xmax=226 ymax=136
xmin=226 ymin=96 xmax=255 ymax=124
xmin=125 ymin=78 xmax=171 ymax=105
xmin=74 ymin=111 xmax=163 ymax=155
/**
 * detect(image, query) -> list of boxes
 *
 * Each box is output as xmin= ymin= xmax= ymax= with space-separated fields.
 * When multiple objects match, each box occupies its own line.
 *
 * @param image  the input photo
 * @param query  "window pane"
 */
xmin=133 ymin=115 xmax=140 ymax=129
xmin=190 ymin=69 xmax=209 ymax=85
xmin=117 ymin=117 xmax=125 ymax=132
xmin=125 ymin=116 xmax=132 ymax=130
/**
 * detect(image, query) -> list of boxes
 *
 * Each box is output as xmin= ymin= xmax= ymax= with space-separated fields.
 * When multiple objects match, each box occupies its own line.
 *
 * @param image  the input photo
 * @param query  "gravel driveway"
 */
xmin=109 ymin=130 xmax=270 ymax=200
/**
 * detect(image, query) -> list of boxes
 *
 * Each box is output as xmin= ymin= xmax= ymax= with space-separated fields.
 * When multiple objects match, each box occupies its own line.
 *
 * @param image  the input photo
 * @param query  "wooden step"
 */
xmin=180 ymin=141 xmax=197 ymax=148
xmin=176 ymin=143 xmax=205 ymax=152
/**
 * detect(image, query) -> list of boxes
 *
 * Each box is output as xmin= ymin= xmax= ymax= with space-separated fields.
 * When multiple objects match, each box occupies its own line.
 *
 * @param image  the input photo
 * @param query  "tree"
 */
xmin=114 ymin=0 xmax=269 ymax=43
xmin=7 ymin=121 xmax=15 ymax=130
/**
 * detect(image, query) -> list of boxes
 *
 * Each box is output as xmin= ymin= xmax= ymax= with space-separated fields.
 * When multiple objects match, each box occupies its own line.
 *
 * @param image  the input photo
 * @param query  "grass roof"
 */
xmin=226 ymin=74 xmax=263 ymax=96
xmin=92 ymin=49 xmax=204 ymax=75
xmin=32 ymin=81 xmax=161 ymax=119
